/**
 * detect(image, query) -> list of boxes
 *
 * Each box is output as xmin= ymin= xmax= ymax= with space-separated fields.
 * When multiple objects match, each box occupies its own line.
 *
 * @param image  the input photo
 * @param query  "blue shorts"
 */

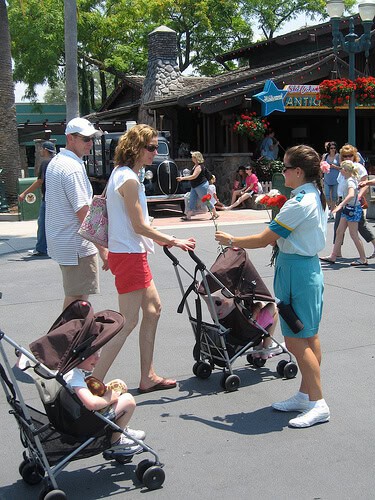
xmin=341 ymin=204 xmax=362 ymax=223
xmin=274 ymin=252 xmax=324 ymax=338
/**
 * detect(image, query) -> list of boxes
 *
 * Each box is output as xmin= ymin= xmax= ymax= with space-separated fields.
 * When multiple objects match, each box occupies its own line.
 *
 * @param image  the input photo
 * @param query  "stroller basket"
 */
xmin=164 ymin=246 xmax=298 ymax=392
xmin=12 ymin=400 xmax=109 ymax=466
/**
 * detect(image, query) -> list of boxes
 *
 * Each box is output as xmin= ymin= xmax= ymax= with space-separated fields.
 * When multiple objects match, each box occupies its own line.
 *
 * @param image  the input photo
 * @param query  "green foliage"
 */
xmin=239 ymin=0 xmax=356 ymax=40
xmin=8 ymin=0 xmax=356 ymax=106
xmin=254 ymin=158 xmax=284 ymax=181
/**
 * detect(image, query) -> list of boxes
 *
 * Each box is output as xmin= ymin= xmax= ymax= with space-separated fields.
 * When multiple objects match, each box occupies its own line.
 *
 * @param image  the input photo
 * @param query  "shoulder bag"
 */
xmin=78 ymin=185 xmax=108 ymax=247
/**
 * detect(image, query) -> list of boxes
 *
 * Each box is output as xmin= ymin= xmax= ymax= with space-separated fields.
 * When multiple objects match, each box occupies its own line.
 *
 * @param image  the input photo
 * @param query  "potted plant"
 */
xmin=233 ymin=112 xmax=269 ymax=142
xmin=318 ymin=78 xmax=356 ymax=109
xmin=355 ymin=76 xmax=375 ymax=106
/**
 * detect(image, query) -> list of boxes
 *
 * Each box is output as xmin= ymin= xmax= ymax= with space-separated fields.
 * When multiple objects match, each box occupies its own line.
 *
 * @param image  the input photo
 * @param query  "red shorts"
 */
xmin=108 ymin=252 xmax=153 ymax=294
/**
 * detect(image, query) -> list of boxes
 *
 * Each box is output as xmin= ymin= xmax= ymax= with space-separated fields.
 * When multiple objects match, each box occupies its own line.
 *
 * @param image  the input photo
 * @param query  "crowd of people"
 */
xmin=18 ymin=119 xmax=374 ymax=449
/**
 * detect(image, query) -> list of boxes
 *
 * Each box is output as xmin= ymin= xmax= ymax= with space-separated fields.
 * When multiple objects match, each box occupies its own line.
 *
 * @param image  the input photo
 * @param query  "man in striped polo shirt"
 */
xmin=45 ymin=117 xmax=109 ymax=310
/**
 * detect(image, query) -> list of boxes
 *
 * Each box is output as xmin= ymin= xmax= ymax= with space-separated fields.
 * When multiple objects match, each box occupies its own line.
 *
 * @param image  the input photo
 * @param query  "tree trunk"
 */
xmin=99 ymin=71 xmax=107 ymax=104
xmin=64 ymin=0 xmax=79 ymax=121
xmin=0 ymin=0 xmax=22 ymax=206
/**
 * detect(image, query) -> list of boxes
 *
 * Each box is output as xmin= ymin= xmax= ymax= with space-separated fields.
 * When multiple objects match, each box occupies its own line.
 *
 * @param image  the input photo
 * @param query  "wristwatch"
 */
xmin=228 ymin=237 xmax=234 ymax=247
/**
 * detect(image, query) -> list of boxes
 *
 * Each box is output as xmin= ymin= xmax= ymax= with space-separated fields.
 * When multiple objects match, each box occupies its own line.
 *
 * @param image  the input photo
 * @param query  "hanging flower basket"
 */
xmin=233 ymin=112 xmax=269 ymax=142
xmin=317 ymin=78 xmax=356 ymax=109
xmin=355 ymin=76 xmax=375 ymax=106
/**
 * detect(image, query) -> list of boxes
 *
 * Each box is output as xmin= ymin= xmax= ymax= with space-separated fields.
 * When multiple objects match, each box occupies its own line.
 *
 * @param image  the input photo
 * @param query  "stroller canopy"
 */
xmin=29 ymin=300 xmax=124 ymax=375
xmin=199 ymin=247 xmax=274 ymax=302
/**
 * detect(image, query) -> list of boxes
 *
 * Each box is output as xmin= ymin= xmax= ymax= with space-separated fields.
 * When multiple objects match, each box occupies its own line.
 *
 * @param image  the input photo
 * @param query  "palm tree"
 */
xmin=64 ymin=0 xmax=79 ymax=121
xmin=0 ymin=0 xmax=22 ymax=206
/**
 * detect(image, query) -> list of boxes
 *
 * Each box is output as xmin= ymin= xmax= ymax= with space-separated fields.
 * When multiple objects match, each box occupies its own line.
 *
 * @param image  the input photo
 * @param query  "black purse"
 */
xmin=342 ymin=194 xmax=358 ymax=217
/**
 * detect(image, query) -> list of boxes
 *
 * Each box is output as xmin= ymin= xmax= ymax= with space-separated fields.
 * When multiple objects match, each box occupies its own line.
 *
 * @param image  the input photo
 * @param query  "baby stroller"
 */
xmin=164 ymin=246 xmax=298 ymax=392
xmin=0 ymin=300 xmax=165 ymax=499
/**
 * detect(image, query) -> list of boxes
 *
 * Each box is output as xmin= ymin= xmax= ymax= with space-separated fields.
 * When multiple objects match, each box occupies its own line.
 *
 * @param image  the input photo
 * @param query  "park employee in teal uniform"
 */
xmin=215 ymin=145 xmax=330 ymax=429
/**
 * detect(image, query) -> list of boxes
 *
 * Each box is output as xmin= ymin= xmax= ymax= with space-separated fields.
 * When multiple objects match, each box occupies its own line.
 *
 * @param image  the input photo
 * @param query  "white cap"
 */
xmin=65 ymin=117 xmax=102 ymax=137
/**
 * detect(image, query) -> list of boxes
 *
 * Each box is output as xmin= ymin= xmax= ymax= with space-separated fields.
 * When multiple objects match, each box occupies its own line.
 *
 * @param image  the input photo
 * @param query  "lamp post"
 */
xmin=326 ymin=0 xmax=375 ymax=146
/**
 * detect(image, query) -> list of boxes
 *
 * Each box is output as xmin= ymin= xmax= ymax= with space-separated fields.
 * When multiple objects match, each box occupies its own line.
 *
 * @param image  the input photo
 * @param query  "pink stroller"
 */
xmin=164 ymin=246 xmax=298 ymax=392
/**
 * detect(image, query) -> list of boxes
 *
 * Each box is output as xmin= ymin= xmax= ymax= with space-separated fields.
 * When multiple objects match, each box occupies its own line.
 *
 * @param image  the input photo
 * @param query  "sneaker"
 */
xmin=28 ymin=249 xmax=47 ymax=257
xmin=109 ymin=435 xmax=144 ymax=455
xmin=125 ymin=427 xmax=146 ymax=440
xmin=288 ymin=403 xmax=330 ymax=428
xmin=272 ymin=393 xmax=310 ymax=412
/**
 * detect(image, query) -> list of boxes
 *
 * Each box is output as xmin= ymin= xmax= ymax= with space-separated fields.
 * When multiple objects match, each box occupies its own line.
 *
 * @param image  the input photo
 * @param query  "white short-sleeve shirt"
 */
xmin=107 ymin=166 xmax=154 ymax=254
xmin=337 ymin=162 xmax=367 ymax=197
xmin=45 ymin=149 xmax=97 ymax=265
xmin=63 ymin=367 xmax=87 ymax=388
xmin=269 ymin=182 xmax=327 ymax=256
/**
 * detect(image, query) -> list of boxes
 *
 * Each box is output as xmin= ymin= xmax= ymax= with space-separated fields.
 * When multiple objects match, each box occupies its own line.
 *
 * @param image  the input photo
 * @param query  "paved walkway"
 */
xmin=0 ymin=208 xmax=270 ymax=256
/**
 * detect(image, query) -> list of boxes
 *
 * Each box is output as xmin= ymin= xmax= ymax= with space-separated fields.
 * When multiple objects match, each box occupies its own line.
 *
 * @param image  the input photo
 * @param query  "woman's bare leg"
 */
xmin=347 ymin=221 xmax=366 ymax=262
xmin=93 ymin=289 xmax=144 ymax=380
xmin=285 ymin=335 xmax=323 ymax=401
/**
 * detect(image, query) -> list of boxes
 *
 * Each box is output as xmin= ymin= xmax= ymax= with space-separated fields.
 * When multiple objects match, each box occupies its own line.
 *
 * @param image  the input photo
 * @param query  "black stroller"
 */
xmin=0 ymin=300 xmax=165 ymax=499
xmin=164 ymin=246 xmax=298 ymax=392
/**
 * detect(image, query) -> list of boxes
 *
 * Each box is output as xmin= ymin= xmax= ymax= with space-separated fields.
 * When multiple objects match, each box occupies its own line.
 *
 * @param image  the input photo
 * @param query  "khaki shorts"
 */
xmin=60 ymin=254 xmax=99 ymax=296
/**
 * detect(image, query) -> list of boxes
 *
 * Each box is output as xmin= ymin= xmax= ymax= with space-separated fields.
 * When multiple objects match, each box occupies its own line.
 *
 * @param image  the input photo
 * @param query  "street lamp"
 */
xmin=326 ymin=0 xmax=375 ymax=145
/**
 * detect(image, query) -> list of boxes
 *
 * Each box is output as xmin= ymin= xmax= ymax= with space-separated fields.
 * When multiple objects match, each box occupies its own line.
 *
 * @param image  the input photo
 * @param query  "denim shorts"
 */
xmin=341 ymin=203 xmax=362 ymax=223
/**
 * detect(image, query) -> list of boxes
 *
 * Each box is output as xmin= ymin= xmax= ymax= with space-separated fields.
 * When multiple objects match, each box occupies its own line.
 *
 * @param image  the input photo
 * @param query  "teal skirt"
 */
xmin=274 ymin=252 xmax=324 ymax=338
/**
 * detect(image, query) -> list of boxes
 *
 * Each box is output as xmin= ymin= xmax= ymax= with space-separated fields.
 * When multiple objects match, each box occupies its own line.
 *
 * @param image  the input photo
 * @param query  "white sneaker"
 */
xmin=272 ymin=393 xmax=310 ymax=412
xmin=125 ymin=427 xmax=146 ymax=440
xmin=110 ymin=434 xmax=144 ymax=455
xmin=289 ymin=403 xmax=330 ymax=428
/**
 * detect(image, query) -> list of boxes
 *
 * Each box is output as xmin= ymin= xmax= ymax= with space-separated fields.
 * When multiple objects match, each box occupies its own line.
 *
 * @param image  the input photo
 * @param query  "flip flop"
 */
xmin=319 ymin=257 xmax=336 ymax=264
xmin=350 ymin=260 xmax=368 ymax=266
xmin=138 ymin=378 xmax=177 ymax=394
xmin=368 ymin=251 xmax=375 ymax=259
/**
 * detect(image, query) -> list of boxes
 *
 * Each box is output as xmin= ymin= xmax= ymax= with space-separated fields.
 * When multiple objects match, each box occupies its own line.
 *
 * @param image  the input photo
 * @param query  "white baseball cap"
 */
xmin=65 ymin=117 xmax=102 ymax=137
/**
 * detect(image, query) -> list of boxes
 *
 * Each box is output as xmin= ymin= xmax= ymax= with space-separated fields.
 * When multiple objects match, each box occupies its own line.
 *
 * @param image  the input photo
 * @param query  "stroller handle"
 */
xmin=163 ymin=245 xmax=179 ymax=265
xmin=188 ymin=250 xmax=206 ymax=270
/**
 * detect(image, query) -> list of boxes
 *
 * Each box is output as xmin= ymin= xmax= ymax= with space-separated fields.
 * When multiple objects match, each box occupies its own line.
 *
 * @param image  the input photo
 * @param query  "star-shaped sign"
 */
xmin=253 ymin=80 xmax=288 ymax=116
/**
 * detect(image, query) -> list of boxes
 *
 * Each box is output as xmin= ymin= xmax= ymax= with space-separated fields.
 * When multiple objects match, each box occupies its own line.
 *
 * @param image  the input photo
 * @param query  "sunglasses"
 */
xmin=329 ymin=147 xmax=336 ymax=150
xmin=73 ymin=134 xmax=93 ymax=143
xmin=341 ymin=154 xmax=354 ymax=159
xmin=144 ymin=144 xmax=158 ymax=152
xmin=282 ymin=166 xmax=296 ymax=173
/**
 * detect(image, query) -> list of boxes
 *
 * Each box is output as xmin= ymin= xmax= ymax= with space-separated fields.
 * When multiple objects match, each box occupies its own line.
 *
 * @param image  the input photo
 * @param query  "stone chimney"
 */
xmin=139 ymin=26 xmax=185 ymax=124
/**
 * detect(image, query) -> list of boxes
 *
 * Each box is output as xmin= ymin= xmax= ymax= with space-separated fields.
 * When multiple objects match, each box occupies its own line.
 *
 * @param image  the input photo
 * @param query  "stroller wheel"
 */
xmin=136 ymin=459 xmax=156 ymax=481
xmin=276 ymin=359 xmax=288 ymax=377
xmin=142 ymin=466 xmax=166 ymax=490
xmin=246 ymin=353 xmax=255 ymax=365
xmin=253 ymin=357 xmax=266 ymax=368
xmin=194 ymin=361 xmax=212 ymax=379
xmin=21 ymin=461 xmax=44 ymax=485
xmin=283 ymin=362 xmax=298 ymax=379
xmin=40 ymin=489 xmax=67 ymax=500
xmin=221 ymin=374 xmax=240 ymax=392
xmin=19 ymin=458 xmax=31 ymax=476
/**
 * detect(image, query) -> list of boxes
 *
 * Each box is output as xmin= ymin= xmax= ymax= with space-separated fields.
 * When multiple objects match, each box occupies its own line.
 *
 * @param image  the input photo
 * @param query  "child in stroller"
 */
xmin=206 ymin=288 xmax=279 ymax=359
xmin=63 ymin=349 xmax=145 ymax=455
